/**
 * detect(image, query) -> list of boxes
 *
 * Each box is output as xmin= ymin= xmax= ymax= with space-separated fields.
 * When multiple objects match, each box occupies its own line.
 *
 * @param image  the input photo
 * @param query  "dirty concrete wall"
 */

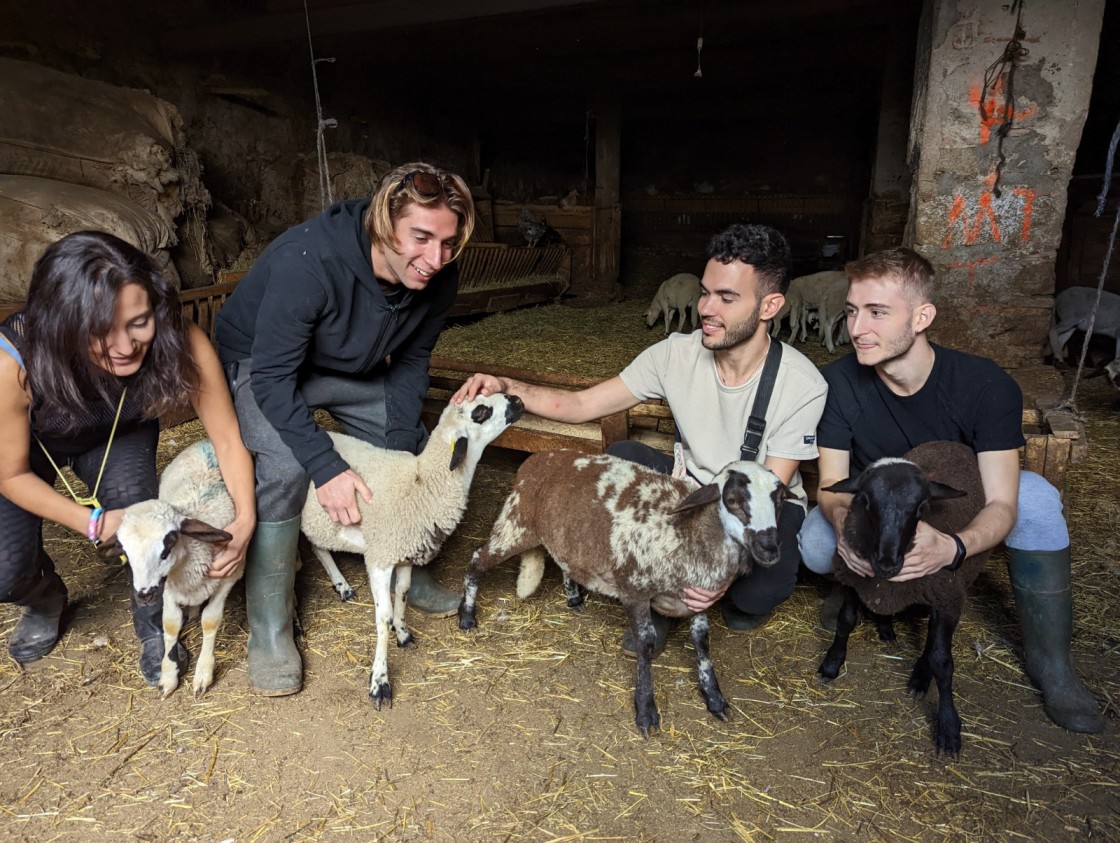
xmin=861 ymin=37 xmax=915 ymax=256
xmin=906 ymin=0 xmax=1106 ymax=368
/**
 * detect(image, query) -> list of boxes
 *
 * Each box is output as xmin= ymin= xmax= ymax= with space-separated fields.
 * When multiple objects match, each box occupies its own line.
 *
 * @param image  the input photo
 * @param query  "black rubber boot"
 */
xmin=8 ymin=568 xmax=68 ymax=664
xmin=621 ymin=612 xmax=673 ymax=659
xmin=403 ymin=565 xmax=462 ymax=617
xmin=245 ymin=518 xmax=303 ymax=696
xmin=131 ymin=586 xmax=188 ymax=686
xmin=1007 ymin=547 xmax=1105 ymax=733
xmin=721 ymin=601 xmax=772 ymax=631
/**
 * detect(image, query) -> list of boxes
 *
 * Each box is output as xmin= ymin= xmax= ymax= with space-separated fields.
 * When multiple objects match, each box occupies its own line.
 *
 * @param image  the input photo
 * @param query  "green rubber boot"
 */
xmin=1007 ymin=547 xmax=1105 ymax=733
xmin=245 ymin=518 xmax=303 ymax=696
xmin=8 ymin=568 xmax=68 ymax=664
xmin=402 ymin=565 xmax=462 ymax=617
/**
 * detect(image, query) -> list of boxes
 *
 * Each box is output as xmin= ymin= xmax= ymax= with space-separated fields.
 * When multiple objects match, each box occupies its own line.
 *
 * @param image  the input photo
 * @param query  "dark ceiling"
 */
xmin=159 ymin=0 xmax=920 ymax=115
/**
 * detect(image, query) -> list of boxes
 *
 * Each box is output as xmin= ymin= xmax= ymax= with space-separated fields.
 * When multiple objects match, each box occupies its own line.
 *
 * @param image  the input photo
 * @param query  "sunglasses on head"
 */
xmin=397 ymin=170 xmax=446 ymax=199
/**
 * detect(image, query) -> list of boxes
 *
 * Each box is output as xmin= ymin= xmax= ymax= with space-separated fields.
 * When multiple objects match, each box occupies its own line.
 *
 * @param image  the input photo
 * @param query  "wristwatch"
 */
xmin=947 ymin=533 xmax=967 ymax=571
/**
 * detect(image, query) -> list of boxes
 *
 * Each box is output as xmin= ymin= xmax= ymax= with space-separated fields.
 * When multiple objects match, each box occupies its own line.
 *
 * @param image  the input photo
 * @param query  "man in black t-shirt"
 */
xmin=798 ymin=247 xmax=1103 ymax=734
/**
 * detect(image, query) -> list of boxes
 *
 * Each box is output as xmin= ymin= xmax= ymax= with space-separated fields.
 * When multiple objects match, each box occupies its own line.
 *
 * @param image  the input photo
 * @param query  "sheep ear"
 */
xmin=449 ymin=436 xmax=469 ymax=471
xmin=97 ymin=538 xmax=127 ymax=563
xmin=179 ymin=518 xmax=233 ymax=546
xmin=671 ymin=482 xmax=721 ymax=514
xmin=928 ymin=480 xmax=967 ymax=500
xmin=821 ymin=476 xmax=860 ymax=494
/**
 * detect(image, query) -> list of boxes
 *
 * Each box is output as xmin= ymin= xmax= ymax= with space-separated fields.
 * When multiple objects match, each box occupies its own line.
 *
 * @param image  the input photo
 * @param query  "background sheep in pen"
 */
xmin=818 ymin=440 xmax=989 ymax=757
xmin=299 ymin=393 xmax=524 ymax=708
xmin=643 ymin=272 xmax=701 ymax=334
xmin=458 ymin=450 xmax=786 ymax=737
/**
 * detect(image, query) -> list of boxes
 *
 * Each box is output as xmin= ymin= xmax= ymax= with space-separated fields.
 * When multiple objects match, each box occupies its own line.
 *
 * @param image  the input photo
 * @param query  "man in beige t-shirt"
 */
xmin=454 ymin=223 xmax=827 ymax=653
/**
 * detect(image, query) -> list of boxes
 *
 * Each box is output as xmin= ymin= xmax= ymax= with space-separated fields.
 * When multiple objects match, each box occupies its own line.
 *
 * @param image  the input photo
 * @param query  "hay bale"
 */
xmin=0 ymin=57 xmax=210 ymax=235
xmin=0 ymin=175 xmax=177 ymax=300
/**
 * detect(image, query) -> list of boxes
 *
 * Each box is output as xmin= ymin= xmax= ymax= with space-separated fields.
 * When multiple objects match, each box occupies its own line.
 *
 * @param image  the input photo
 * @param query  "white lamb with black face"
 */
xmin=458 ymin=450 xmax=788 ymax=737
xmin=299 ymin=393 xmax=524 ymax=710
xmin=101 ymin=440 xmax=238 ymax=699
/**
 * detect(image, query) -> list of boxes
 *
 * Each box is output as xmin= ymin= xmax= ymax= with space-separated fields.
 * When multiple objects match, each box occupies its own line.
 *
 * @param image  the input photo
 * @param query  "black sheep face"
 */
xmin=823 ymin=459 xmax=965 ymax=579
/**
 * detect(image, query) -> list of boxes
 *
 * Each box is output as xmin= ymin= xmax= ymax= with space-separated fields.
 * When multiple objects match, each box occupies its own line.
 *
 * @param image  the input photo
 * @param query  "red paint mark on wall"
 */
xmin=968 ymin=76 xmax=1037 ymax=145
xmin=946 ymin=256 xmax=1000 ymax=287
xmin=942 ymin=172 xmax=1036 ymax=248
xmin=1010 ymin=187 xmax=1035 ymax=242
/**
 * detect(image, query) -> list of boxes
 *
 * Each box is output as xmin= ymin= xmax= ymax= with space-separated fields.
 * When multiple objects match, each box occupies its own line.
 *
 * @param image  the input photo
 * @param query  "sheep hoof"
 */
xmin=934 ymin=730 xmax=962 ymax=758
xmin=636 ymin=707 xmax=661 ymax=738
xmin=159 ymin=683 xmax=177 ymax=700
xmin=818 ymin=661 xmax=841 ymax=683
xmin=458 ymin=610 xmax=477 ymax=631
xmin=712 ymin=706 xmax=730 ymax=723
xmin=339 ymin=587 xmax=358 ymax=602
xmin=396 ymin=631 xmax=415 ymax=648
xmin=369 ymin=682 xmax=393 ymax=710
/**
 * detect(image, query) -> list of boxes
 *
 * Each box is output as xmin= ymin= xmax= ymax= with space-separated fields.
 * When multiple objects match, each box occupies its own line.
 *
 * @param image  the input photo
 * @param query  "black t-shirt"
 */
xmin=818 ymin=344 xmax=1025 ymax=474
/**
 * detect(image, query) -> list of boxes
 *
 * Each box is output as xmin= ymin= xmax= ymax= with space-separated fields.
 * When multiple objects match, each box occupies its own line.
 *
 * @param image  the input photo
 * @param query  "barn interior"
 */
xmin=2 ymin=2 xmax=1116 ymax=369
xmin=1 ymin=4 xmax=1119 ymax=841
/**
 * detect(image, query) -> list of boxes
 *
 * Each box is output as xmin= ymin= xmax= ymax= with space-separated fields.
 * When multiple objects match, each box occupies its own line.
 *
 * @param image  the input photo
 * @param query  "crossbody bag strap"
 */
xmin=740 ymin=340 xmax=784 ymax=462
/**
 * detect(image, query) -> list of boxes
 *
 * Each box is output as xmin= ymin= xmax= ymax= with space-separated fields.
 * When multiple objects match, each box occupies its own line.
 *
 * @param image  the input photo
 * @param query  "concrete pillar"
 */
xmin=905 ymin=0 xmax=1105 ymax=368
xmin=861 ymin=34 xmax=914 ymax=256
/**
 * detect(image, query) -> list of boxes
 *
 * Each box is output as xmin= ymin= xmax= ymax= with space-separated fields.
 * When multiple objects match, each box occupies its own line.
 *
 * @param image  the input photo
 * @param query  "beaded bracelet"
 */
xmin=87 ymin=507 xmax=104 ymax=543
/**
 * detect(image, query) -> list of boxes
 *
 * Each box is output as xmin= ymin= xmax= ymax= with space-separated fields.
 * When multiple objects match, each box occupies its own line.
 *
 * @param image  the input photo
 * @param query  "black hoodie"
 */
xmin=216 ymin=198 xmax=457 ymax=486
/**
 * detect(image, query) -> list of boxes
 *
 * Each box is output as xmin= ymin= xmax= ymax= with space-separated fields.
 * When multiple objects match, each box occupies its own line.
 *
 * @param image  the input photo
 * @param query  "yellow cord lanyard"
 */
xmin=35 ymin=387 xmax=127 ymax=558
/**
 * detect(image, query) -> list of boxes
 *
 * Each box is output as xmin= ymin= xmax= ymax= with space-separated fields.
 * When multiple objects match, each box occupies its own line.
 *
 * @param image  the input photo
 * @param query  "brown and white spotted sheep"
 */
xmin=299 ymin=393 xmax=524 ymax=709
xmin=458 ymin=450 xmax=787 ymax=737
xmin=818 ymin=440 xmax=989 ymax=757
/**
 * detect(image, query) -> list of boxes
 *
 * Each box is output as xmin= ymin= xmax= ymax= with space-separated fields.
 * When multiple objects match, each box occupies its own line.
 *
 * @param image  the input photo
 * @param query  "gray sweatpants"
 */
xmin=225 ymin=359 xmax=427 ymax=522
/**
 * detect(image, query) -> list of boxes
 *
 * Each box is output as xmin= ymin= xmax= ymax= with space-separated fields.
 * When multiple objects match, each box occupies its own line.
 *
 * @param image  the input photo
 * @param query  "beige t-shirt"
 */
xmin=619 ymin=331 xmax=827 ymax=507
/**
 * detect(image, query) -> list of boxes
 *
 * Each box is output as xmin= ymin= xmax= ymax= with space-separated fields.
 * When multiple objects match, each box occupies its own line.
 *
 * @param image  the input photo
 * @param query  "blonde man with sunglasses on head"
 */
xmin=216 ymin=162 xmax=475 ymax=696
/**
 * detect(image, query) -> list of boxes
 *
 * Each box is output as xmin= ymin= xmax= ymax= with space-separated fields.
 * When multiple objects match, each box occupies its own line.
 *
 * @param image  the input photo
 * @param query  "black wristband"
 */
xmin=947 ymin=533 xmax=967 ymax=571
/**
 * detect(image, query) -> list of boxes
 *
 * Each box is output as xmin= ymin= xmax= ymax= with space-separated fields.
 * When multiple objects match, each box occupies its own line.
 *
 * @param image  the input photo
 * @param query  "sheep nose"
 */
xmin=132 ymin=587 xmax=162 ymax=607
xmin=751 ymin=530 xmax=781 ymax=567
xmin=505 ymin=395 xmax=525 ymax=422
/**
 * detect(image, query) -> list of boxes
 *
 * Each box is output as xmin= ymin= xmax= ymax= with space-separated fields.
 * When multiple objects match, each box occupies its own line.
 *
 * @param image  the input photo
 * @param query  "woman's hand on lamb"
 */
xmin=97 ymin=508 xmax=125 ymax=545
xmin=207 ymin=513 xmax=255 ymax=579
xmin=682 ymin=579 xmax=732 ymax=613
xmin=316 ymin=469 xmax=373 ymax=525
xmin=888 ymin=522 xmax=956 ymax=582
xmin=452 ymin=373 xmax=508 ymax=403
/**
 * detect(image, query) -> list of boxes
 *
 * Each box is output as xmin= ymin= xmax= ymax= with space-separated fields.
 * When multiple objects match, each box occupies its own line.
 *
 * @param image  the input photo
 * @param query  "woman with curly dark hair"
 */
xmin=0 ymin=231 xmax=255 ymax=684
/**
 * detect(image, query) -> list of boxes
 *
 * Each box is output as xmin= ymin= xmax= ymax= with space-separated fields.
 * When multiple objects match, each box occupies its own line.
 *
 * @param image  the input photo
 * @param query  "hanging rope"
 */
xmin=1063 ymin=114 xmax=1120 ymax=410
xmin=978 ymin=0 xmax=1029 ymax=198
xmin=304 ymin=0 xmax=338 ymax=210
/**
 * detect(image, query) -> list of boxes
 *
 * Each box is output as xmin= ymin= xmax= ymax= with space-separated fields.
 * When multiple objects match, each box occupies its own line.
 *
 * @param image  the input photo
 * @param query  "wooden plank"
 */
xmin=600 ymin=410 xmax=629 ymax=449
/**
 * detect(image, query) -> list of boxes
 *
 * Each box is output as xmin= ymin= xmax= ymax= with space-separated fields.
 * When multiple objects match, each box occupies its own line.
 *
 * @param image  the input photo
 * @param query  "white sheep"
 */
xmin=785 ymin=271 xmax=847 ymax=344
xmin=99 ymin=440 xmax=240 ymax=699
xmin=299 ymin=393 xmax=524 ymax=708
xmin=818 ymin=440 xmax=989 ymax=757
xmin=1048 ymin=287 xmax=1120 ymax=363
xmin=458 ymin=451 xmax=787 ymax=737
xmin=644 ymin=272 xmax=701 ymax=334
xmin=817 ymin=279 xmax=852 ymax=354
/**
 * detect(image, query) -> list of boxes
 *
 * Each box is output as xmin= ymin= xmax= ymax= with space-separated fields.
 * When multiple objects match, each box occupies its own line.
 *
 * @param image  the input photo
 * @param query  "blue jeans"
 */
xmin=798 ymin=469 xmax=1069 ymax=575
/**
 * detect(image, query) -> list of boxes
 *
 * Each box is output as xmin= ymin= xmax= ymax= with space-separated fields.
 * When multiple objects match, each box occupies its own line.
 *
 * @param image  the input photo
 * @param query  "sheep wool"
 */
xmin=299 ymin=393 xmax=524 ymax=709
xmin=459 ymin=450 xmax=787 ymax=737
